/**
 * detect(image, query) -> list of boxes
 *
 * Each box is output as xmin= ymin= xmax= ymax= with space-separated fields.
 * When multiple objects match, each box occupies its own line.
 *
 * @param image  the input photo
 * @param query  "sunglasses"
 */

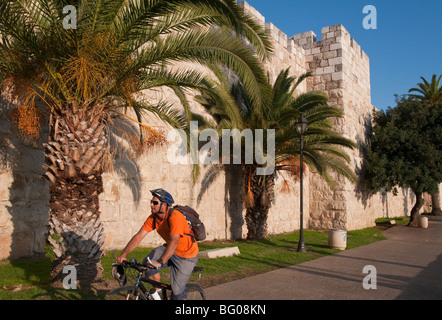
xmin=150 ymin=200 xmax=161 ymax=205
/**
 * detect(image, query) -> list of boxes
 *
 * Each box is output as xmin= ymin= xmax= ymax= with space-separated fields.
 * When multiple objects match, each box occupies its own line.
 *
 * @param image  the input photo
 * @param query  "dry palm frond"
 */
xmin=279 ymin=177 xmax=291 ymax=194
xmin=101 ymin=144 xmax=116 ymax=173
xmin=244 ymin=169 xmax=255 ymax=209
xmin=276 ymin=156 xmax=308 ymax=194
xmin=9 ymin=103 xmax=42 ymax=142
xmin=260 ymin=191 xmax=270 ymax=207
xmin=110 ymin=109 xmax=167 ymax=152
xmin=140 ymin=126 xmax=167 ymax=149
xmin=276 ymin=156 xmax=305 ymax=180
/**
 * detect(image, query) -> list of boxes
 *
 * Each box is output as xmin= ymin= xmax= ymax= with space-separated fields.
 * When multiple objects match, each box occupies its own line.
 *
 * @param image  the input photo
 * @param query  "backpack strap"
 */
xmin=152 ymin=206 xmax=195 ymax=242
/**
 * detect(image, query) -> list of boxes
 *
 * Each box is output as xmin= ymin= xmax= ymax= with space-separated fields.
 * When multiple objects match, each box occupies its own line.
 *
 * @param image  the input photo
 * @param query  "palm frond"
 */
xmin=408 ymin=74 xmax=442 ymax=105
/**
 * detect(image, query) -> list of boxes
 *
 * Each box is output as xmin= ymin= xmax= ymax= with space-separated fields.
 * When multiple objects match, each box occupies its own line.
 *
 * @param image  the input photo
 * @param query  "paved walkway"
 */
xmin=205 ymin=220 xmax=442 ymax=300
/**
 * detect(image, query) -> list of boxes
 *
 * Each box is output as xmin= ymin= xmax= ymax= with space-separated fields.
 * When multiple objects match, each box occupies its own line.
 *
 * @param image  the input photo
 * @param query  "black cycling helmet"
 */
xmin=150 ymin=188 xmax=174 ymax=205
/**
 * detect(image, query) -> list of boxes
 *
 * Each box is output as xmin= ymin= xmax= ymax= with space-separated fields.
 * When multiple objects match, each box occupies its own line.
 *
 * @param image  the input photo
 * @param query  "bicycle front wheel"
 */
xmin=107 ymin=285 xmax=148 ymax=300
xmin=185 ymin=283 xmax=206 ymax=300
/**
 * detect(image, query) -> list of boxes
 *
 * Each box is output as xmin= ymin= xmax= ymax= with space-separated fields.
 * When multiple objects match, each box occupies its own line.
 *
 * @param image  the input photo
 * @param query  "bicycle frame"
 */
xmin=109 ymin=264 xmax=172 ymax=300
xmin=108 ymin=253 xmax=205 ymax=300
xmin=131 ymin=269 xmax=172 ymax=300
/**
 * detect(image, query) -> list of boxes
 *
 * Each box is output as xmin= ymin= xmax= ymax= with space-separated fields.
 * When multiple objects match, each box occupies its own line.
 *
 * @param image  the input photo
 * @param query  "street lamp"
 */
xmin=296 ymin=114 xmax=308 ymax=252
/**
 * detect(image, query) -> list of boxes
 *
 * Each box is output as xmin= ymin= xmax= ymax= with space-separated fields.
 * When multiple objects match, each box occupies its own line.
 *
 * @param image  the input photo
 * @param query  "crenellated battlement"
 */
xmin=239 ymin=2 xmax=369 ymax=62
xmin=239 ymin=2 xmax=371 ymax=110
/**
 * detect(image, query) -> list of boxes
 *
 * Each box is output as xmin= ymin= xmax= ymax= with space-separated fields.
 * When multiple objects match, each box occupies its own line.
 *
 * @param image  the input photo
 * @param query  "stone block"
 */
xmin=330 ymin=43 xmax=341 ymax=51
xmin=315 ymin=67 xmax=324 ymax=75
xmin=0 ymin=234 xmax=12 ymax=260
xmin=329 ymin=57 xmax=343 ymax=66
xmin=320 ymin=45 xmax=330 ymax=53
xmin=0 ymin=172 xmax=13 ymax=201
xmin=332 ymin=72 xmax=344 ymax=81
xmin=311 ymin=47 xmax=321 ymax=55
xmin=323 ymin=66 xmax=335 ymax=74
xmin=326 ymin=31 xmax=335 ymax=39
xmin=199 ymin=246 xmax=240 ymax=259
xmin=102 ymin=180 xmax=121 ymax=201
xmin=323 ymin=50 xmax=337 ymax=60
xmin=320 ymin=60 xmax=329 ymax=67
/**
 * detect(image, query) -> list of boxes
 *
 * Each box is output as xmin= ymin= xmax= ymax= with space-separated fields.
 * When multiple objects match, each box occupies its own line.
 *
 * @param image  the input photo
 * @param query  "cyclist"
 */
xmin=115 ymin=188 xmax=199 ymax=300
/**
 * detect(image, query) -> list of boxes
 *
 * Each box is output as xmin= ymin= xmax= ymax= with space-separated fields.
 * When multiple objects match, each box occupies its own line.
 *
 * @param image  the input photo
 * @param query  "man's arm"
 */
xmin=116 ymin=227 xmax=148 ymax=263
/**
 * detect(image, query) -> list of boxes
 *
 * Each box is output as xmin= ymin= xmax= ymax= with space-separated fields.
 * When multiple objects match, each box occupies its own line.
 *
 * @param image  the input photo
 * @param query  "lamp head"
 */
xmin=296 ymin=114 xmax=308 ymax=135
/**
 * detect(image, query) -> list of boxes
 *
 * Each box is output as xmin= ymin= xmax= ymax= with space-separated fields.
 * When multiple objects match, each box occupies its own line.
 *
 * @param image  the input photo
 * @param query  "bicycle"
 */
xmin=107 ymin=252 xmax=206 ymax=300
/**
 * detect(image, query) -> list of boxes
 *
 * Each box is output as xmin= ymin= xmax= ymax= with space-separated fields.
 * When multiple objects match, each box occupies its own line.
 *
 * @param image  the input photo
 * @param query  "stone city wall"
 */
xmin=0 ymin=1 xmax=435 ymax=260
xmin=240 ymin=2 xmax=417 ymax=230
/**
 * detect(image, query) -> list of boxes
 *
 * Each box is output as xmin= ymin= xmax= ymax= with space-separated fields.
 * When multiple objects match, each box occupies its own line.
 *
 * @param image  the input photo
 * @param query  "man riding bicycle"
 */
xmin=115 ymin=188 xmax=199 ymax=300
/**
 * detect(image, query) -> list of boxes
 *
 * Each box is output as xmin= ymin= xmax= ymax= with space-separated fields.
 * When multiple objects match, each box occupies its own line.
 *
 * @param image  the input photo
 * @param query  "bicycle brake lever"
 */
xmin=147 ymin=257 xmax=160 ymax=269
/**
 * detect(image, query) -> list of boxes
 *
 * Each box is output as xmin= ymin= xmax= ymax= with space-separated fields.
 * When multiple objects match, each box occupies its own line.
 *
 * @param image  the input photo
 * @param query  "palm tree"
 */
xmin=409 ymin=74 xmax=442 ymax=106
xmin=197 ymin=68 xmax=357 ymax=239
xmin=409 ymin=74 xmax=442 ymax=216
xmin=0 ymin=0 xmax=272 ymax=287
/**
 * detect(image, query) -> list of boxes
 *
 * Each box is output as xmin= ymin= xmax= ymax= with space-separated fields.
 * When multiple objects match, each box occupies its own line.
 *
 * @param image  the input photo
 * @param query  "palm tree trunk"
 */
xmin=408 ymin=191 xmax=424 ymax=227
xmin=44 ymin=109 xmax=107 ymax=289
xmin=48 ymin=173 xmax=104 ymax=287
xmin=245 ymin=206 xmax=269 ymax=240
xmin=431 ymin=188 xmax=442 ymax=216
xmin=243 ymin=165 xmax=275 ymax=240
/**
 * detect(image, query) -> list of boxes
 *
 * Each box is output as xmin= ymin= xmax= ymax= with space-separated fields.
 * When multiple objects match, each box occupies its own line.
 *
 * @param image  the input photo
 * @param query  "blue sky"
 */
xmin=244 ymin=0 xmax=442 ymax=110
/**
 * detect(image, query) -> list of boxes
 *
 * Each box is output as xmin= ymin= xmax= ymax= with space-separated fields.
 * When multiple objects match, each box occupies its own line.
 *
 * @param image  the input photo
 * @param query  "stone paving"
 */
xmin=205 ymin=221 xmax=442 ymax=300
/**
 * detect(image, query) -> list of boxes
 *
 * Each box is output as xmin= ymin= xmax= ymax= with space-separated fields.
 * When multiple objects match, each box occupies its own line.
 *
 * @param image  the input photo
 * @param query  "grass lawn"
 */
xmin=0 ymin=225 xmax=390 ymax=300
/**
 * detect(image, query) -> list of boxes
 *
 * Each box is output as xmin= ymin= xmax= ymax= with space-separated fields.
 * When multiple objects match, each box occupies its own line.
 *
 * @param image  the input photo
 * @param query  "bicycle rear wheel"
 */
xmin=107 ymin=285 xmax=148 ymax=300
xmin=185 ymin=283 xmax=206 ymax=300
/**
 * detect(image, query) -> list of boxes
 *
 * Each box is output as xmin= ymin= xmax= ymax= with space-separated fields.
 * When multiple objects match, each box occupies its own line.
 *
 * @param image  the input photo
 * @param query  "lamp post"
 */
xmin=296 ymin=114 xmax=308 ymax=252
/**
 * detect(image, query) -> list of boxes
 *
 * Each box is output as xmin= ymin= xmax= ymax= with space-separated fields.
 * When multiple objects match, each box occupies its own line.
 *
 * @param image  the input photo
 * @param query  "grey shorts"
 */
xmin=143 ymin=244 xmax=198 ymax=300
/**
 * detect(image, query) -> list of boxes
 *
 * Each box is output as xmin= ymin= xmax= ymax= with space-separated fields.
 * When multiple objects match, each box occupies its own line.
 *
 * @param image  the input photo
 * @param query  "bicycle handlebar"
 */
xmin=112 ymin=250 xmax=156 ymax=272
xmin=121 ymin=259 xmax=155 ymax=272
xmin=111 ymin=250 xmax=203 ymax=279
xmin=111 ymin=250 xmax=203 ymax=273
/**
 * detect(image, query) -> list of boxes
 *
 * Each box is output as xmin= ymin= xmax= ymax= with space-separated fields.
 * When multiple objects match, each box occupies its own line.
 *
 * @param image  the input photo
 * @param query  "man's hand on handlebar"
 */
xmin=115 ymin=254 xmax=127 ymax=264
xmin=146 ymin=257 xmax=161 ymax=269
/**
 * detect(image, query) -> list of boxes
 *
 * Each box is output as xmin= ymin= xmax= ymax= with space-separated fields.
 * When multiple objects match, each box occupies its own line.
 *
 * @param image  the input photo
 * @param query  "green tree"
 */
xmin=364 ymin=97 xmax=442 ymax=226
xmin=0 ymin=0 xmax=271 ymax=287
xmin=408 ymin=74 xmax=442 ymax=215
xmin=197 ymin=68 xmax=356 ymax=239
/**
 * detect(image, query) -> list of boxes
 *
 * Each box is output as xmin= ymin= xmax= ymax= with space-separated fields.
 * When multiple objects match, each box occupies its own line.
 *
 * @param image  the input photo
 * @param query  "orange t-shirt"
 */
xmin=142 ymin=209 xmax=199 ymax=259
